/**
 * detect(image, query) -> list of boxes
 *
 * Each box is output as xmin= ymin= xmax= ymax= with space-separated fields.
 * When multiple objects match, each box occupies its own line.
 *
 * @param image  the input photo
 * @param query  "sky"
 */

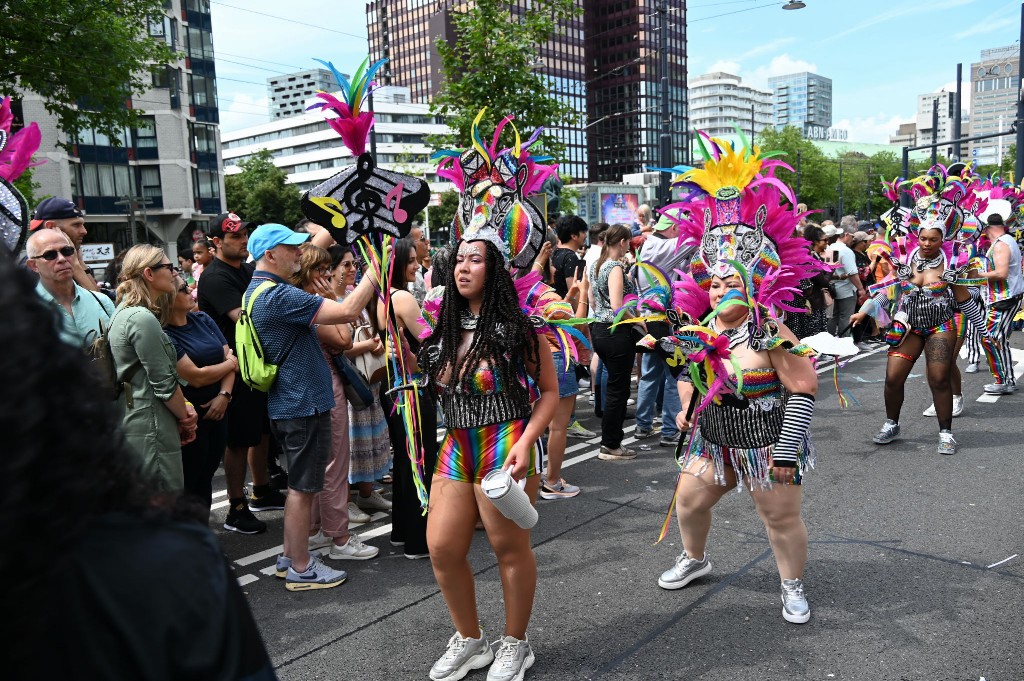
xmin=211 ymin=0 xmax=1024 ymax=143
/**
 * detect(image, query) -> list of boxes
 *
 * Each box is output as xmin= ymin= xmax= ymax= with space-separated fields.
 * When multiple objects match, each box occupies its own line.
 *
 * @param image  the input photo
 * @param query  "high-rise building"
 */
xmin=688 ymin=72 xmax=771 ymax=142
xmin=21 ymin=0 xmax=223 ymax=262
xmin=967 ymin=45 xmax=1019 ymax=166
xmin=267 ymin=68 xmax=346 ymax=120
xmin=769 ymin=72 xmax=832 ymax=135
xmin=915 ymin=90 xmax=957 ymax=155
xmin=889 ymin=122 xmax=918 ymax=148
xmin=365 ymin=1 xmax=588 ymax=182
xmin=584 ymin=1 xmax=688 ymax=184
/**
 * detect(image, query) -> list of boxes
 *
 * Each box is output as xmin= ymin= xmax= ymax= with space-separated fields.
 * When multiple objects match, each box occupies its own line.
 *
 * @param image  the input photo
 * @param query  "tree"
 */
xmin=756 ymin=126 xmax=833 ymax=213
xmin=428 ymin=0 xmax=581 ymax=161
xmin=2 ymin=0 xmax=175 ymax=143
xmin=12 ymin=167 xmax=43 ymax=209
xmin=427 ymin=190 xmax=461 ymax=245
xmin=224 ymin=150 xmax=303 ymax=226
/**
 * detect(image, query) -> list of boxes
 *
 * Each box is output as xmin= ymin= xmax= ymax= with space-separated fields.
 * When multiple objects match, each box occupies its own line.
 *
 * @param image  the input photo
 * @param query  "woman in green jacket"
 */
xmin=109 ymin=245 xmax=198 ymax=491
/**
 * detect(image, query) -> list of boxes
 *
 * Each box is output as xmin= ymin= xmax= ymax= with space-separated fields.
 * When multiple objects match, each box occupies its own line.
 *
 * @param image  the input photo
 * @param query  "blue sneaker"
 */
xmin=285 ymin=554 xmax=347 ymax=591
xmin=275 ymin=554 xmax=291 ymax=578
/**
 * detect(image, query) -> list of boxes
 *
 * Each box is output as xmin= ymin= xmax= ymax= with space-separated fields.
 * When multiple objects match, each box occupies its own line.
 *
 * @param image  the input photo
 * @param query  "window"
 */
xmin=135 ymin=118 xmax=157 ymax=148
xmin=140 ymin=167 xmax=162 ymax=200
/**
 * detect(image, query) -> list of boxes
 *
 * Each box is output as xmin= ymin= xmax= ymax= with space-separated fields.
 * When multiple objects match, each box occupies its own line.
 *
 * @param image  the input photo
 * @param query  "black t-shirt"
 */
xmin=11 ymin=512 xmax=277 ymax=681
xmin=197 ymin=258 xmax=255 ymax=348
xmin=550 ymin=247 xmax=583 ymax=298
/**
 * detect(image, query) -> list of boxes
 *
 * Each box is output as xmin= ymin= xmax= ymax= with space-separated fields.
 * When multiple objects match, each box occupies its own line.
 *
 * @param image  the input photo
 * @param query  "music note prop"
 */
xmin=300 ymin=153 xmax=429 ymax=246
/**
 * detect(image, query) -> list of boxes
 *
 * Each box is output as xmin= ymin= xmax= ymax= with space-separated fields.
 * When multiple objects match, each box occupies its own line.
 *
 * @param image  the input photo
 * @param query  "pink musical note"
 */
xmin=385 ymin=182 xmax=408 ymax=224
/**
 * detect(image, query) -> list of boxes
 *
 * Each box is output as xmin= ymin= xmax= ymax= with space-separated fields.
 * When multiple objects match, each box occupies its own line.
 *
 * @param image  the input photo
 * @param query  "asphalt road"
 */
xmin=215 ymin=344 xmax=1024 ymax=681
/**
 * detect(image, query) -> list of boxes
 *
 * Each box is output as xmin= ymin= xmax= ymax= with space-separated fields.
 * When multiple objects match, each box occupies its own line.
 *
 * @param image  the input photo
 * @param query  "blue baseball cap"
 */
xmin=248 ymin=223 xmax=309 ymax=261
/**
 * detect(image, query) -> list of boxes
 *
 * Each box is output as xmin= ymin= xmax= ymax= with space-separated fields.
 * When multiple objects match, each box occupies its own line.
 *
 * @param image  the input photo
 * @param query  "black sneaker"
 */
xmin=249 ymin=488 xmax=287 ymax=512
xmin=268 ymin=470 xmax=289 ymax=491
xmin=224 ymin=503 xmax=267 ymax=534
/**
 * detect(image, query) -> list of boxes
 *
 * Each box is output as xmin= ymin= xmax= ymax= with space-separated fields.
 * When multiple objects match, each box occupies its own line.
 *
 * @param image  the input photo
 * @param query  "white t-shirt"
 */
xmin=826 ymin=241 xmax=858 ymax=299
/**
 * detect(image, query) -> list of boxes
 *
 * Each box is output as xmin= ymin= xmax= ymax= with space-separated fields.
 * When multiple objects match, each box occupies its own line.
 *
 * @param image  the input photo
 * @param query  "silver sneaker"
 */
xmin=429 ymin=631 xmax=494 ymax=681
xmin=781 ymin=578 xmax=810 ymax=624
xmin=937 ymin=430 xmax=958 ymax=456
xmin=984 ymin=382 xmax=1017 ymax=395
xmin=657 ymin=551 xmax=712 ymax=590
xmin=487 ymin=636 xmax=535 ymax=681
xmin=872 ymin=419 xmax=900 ymax=445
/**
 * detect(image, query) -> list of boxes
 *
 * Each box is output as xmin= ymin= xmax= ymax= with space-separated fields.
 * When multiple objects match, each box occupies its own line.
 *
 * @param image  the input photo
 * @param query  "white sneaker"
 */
xmin=964 ymin=362 xmax=979 ymax=374
xmin=578 ymin=378 xmax=591 ymax=389
xmin=952 ymin=394 xmax=964 ymax=417
xmin=626 ymin=397 xmax=636 ymax=406
xmin=328 ymin=535 xmax=379 ymax=560
xmin=355 ymin=489 xmax=393 ymax=511
xmin=308 ymin=530 xmax=333 ymax=551
xmin=348 ymin=502 xmax=371 ymax=524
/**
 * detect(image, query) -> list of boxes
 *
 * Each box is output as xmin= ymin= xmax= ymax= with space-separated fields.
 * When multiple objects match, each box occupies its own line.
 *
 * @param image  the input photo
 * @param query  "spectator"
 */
xmin=589 ymin=224 xmax=638 ymax=460
xmin=197 ymin=212 xmax=280 ymax=535
xmin=825 ymin=217 xmax=866 ymax=337
xmin=109 ymin=245 xmax=198 ymax=491
xmin=633 ymin=203 xmax=655 ymax=236
xmin=785 ymin=225 xmax=832 ymax=339
xmin=1 ymin=255 xmax=277 ymax=681
xmin=162 ymin=274 xmax=238 ymax=516
xmin=408 ymin=224 xmax=430 ymax=304
xmin=291 ymin=244 xmax=379 ymax=562
xmin=246 ymin=223 xmax=383 ymax=590
xmin=29 ymin=196 xmax=98 ymax=291
xmin=374 ymin=238 xmax=437 ymax=560
xmin=550 ymin=215 xmax=588 ymax=298
xmin=851 ymin=231 xmax=875 ymax=348
xmin=25 ymin=228 xmax=114 ymax=348
xmin=178 ymin=252 xmax=195 ymax=286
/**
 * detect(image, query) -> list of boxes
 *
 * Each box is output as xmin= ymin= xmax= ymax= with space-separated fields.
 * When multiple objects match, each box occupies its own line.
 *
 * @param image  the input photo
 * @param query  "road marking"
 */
xmin=212 ymin=499 xmax=230 ymax=510
xmin=235 ymin=544 xmax=285 ymax=566
xmin=987 ymin=554 xmax=1019 ymax=569
xmin=976 ymin=350 xmax=1023 ymax=402
xmin=237 ymin=574 xmax=259 ymax=587
xmin=213 ymin=490 xmax=227 ymax=498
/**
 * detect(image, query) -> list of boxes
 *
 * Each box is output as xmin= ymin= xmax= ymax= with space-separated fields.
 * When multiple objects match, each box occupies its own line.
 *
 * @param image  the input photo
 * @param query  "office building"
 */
xmin=688 ymin=72 xmax=772 ymax=142
xmin=769 ymin=72 xmax=832 ymax=136
xmin=584 ymin=1 xmax=688 ymax=184
xmin=967 ymin=45 xmax=1019 ymax=165
xmin=267 ymin=68 xmax=346 ymax=120
xmin=22 ymin=0 xmax=223 ymax=262
xmin=365 ymin=1 xmax=588 ymax=182
xmin=915 ymin=90 xmax=957 ymax=152
xmin=889 ymin=122 xmax=918 ymax=148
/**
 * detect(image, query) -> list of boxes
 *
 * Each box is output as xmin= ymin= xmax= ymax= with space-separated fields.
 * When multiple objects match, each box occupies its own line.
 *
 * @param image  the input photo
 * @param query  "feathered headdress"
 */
xmin=0 ymin=97 xmax=43 ymax=256
xmin=431 ymin=109 xmax=557 ymax=271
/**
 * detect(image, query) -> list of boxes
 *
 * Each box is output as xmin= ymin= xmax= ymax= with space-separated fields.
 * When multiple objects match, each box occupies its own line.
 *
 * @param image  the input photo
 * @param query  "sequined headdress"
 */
xmin=0 ymin=97 xmax=42 ymax=256
xmin=432 ymin=109 xmax=557 ymax=271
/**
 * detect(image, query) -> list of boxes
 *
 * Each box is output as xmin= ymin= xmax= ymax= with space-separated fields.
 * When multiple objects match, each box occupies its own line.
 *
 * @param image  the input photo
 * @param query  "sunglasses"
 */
xmin=31 ymin=246 xmax=76 ymax=261
xmin=150 ymin=263 xmax=181 ymax=274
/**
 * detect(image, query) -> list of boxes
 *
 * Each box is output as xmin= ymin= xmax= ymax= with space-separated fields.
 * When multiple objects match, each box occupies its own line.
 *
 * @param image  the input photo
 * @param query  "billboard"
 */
xmin=600 ymin=192 xmax=639 ymax=226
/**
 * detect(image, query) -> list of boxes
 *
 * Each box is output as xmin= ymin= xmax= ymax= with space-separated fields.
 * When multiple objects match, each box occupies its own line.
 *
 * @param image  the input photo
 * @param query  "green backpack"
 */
xmin=236 ymin=280 xmax=278 ymax=392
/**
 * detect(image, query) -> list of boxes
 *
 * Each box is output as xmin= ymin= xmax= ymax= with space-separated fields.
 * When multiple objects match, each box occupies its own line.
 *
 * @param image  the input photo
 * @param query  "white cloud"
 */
xmin=219 ymin=93 xmax=270 ymax=133
xmin=705 ymin=59 xmax=741 ymax=75
xmin=833 ymin=114 xmax=914 ymax=144
xmin=747 ymin=55 xmax=819 ymax=89
xmin=828 ymin=0 xmax=977 ymax=41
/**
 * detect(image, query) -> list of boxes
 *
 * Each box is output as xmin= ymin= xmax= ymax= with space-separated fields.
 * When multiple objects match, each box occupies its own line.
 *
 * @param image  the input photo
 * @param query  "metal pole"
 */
xmin=796 ymin=149 xmax=801 ymax=204
xmin=931 ymin=100 xmax=938 ymax=165
xmin=1015 ymin=1 xmax=1024 ymax=182
xmin=953 ymin=63 xmax=963 ymax=160
xmin=901 ymin=147 xmax=911 ymax=208
xmin=657 ymin=1 xmax=672 ymax=205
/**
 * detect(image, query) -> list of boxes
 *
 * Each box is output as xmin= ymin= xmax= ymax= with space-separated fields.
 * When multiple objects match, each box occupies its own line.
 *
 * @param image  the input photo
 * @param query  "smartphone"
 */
xmin=830 ymin=250 xmax=839 ymax=264
xmin=575 ymin=261 xmax=586 ymax=280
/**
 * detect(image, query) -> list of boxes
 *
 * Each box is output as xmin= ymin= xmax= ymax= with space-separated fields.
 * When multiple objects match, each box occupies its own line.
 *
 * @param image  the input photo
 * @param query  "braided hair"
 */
xmin=420 ymin=240 xmax=539 ymax=403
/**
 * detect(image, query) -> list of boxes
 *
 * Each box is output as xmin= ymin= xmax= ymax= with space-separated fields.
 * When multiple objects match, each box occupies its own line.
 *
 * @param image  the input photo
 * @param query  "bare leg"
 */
xmin=475 ymin=476 xmax=541 ymax=640
xmin=674 ymin=458 xmax=735 ymax=559
xmin=427 ymin=476 xmax=482 ymax=638
xmin=284 ymin=490 xmax=314 ymax=570
xmin=545 ymin=396 xmax=575 ymax=483
xmin=750 ymin=484 xmax=807 ymax=580
xmin=924 ymin=331 xmax=956 ymax=431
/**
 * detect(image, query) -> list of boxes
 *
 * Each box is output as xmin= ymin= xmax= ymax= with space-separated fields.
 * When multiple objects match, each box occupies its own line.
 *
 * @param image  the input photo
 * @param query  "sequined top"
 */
xmin=697 ymin=367 xmax=786 ymax=449
xmin=589 ymin=259 xmax=636 ymax=323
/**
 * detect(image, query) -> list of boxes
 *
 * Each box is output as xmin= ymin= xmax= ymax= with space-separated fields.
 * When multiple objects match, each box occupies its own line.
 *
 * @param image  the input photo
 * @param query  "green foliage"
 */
xmin=224 ymin=150 xmax=303 ymax=226
xmin=1 ymin=0 xmax=175 ymax=143
xmin=559 ymin=175 xmax=579 ymax=216
xmin=428 ymin=0 xmax=581 ymax=162
xmin=12 ymin=167 xmax=43 ymax=208
xmin=427 ymin=190 xmax=461 ymax=244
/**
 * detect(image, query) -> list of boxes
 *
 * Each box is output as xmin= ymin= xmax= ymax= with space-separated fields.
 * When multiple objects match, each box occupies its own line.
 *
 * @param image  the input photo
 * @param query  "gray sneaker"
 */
xmin=781 ymin=578 xmax=810 ymax=624
xmin=285 ymin=555 xmax=347 ymax=591
xmin=659 ymin=432 xmax=681 ymax=447
xmin=937 ymin=430 xmax=958 ymax=455
xmin=275 ymin=554 xmax=291 ymax=578
xmin=487 ymin=636 xmax=535 ymax=681
xmin=657 ymin=551 xmax=712 ymax=590
xmin=984 ymin=382 xmax=1018 ymax=395
xmin=634 ymin=427 xmax=654 ymax=440
xmin=429 ymin=631 xmax=494 ymax=681
xmin=872 ymin=419 xmax=900 ymax=445
xmin=598 ymin=445 xmax=637 ymax=460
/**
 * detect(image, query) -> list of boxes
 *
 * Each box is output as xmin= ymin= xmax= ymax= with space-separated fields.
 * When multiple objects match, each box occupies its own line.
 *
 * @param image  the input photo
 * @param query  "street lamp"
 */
xmin=782 ymin=1 xmax=806 ymax=9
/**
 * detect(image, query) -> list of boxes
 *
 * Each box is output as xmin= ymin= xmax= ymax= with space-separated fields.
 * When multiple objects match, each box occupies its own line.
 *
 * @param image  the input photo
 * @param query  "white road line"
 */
xmin=260 ymin=565 xmax=279 ymax=577
xmin=213 ymin=490 xmax=227 ymax=498
xmin=235 ymin=544 xmax=285 ymax=566
xmin=237 ymin=574 xmax=259 ymax=587
xmin=987 ymin=554 xmax=1019 ymax=569
xmin=212 ymin=499 xmax=230 ymax=510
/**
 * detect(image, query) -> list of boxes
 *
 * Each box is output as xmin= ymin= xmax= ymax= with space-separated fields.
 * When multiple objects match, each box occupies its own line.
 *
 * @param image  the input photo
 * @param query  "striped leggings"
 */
xmin=980 ymin=298 xmax=1023 ymax=385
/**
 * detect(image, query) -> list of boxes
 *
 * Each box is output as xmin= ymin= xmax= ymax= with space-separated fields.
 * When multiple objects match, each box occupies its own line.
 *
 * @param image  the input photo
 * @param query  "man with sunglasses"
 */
xmin=25 ymin=229 xmax=114 ymax=348
xmin=29 ymin=197 xmax=98 ymax=292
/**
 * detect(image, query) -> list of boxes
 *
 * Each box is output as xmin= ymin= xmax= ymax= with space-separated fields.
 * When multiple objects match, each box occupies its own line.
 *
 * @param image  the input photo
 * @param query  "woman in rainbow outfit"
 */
xmin=642 ymin=132 xmax=822 ymax=624
xmin=850 ymin=165 xmax=991 ymax=455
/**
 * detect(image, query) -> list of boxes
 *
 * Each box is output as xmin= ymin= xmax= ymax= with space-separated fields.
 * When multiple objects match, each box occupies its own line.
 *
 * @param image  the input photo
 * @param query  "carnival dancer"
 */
xmin=977 ymin=210 xmax=1024 ymax=394
xmin=850 ymin=167 xmax=991 ymax=455
xmin=419 ymin=112 xmax=563 ymax=681
xmin=650 ymin=132 xmax=822 ymax=624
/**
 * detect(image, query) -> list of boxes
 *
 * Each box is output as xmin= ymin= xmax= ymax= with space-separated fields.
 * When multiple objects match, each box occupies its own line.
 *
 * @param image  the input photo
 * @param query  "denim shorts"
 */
xmin=551 ymin=351 xmax=578 ymax=399
xmin=270 ymin=412 xmax=331 ymax=493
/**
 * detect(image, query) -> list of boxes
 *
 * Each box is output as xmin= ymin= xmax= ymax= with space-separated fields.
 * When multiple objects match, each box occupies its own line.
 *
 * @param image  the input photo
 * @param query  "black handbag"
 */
xmin=332 ymin=353 xmax=374 ymax=410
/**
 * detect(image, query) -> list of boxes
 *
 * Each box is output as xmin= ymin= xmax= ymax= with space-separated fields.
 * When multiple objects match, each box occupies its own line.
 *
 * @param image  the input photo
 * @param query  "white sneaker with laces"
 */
xmin=328 ymin=534 xmax=379 ymax=560
xmin=964 ymin=362 xmax=979 ymax=373
xmin=952 ymin=394 xmax=964 ymax=417
xmin=355 ymin=489 xmax=393 ymax=511
xmin=487 ymin=636 xmax=535 ymax=681
xmin=307 ymin=530 xmax=333 ymax=551
xmin=347 ymin=502 xmax=371 ymax=524
xmin=429 ymin=631 xmax=493 ymax=681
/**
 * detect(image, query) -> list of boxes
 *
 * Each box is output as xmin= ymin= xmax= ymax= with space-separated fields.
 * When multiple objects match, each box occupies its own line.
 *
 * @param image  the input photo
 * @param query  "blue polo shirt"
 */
xmin=244 ymin=271 xmax=333 ymax=420
xmin=36 ymin=281 xmax=116 ymax=348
